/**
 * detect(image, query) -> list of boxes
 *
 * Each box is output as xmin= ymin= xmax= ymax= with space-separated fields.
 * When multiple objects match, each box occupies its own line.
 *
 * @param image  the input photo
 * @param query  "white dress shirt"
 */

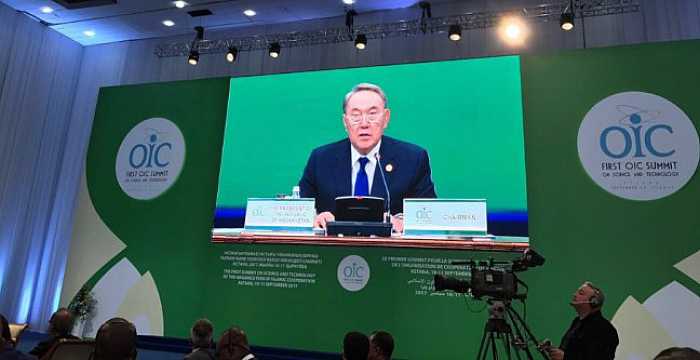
xmin=350 ymin=141 xmax=381 ymax=196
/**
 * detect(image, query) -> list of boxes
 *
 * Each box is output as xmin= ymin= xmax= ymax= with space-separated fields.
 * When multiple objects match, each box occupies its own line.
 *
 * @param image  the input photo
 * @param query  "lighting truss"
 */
xmin=154 ymin=0 xmax=640 ymax=58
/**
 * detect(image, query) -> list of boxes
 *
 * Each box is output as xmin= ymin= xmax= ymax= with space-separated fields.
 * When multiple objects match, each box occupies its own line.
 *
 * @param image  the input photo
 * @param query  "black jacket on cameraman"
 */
xmin=559 ymin=310 xmax=619 ymax=360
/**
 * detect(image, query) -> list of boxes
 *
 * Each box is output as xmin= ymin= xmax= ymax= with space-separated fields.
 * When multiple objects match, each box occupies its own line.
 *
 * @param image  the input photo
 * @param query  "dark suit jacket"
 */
xmin=184 ymin=347 xmax=216 ymax=360
xmin=299 ymin=136 xmax=437 ymax=215
xmin=560 ymin=311 xmax=619 ymax=360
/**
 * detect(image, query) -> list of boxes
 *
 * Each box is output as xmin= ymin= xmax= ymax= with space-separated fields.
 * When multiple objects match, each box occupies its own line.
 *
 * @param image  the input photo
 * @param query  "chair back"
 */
xmin=43 ymin=339 xmax=95 ymax=360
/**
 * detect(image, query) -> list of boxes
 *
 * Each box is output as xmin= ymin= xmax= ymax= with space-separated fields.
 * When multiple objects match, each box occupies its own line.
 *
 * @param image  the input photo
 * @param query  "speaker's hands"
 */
xmin=391 ymin=213 xmax=404 ymax=234
xmin=314 ymin=212 xmax=335 ymax=229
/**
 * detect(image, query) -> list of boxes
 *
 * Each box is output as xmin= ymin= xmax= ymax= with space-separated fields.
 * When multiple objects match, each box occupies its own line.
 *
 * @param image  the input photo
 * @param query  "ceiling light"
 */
xmin=448 ymin=25 xmax=461 ymax=41
xmin=188 ymin=50 xmax=199 ymax=65
xmin=269 ymin=42 xmax=280 ymax=58
xmin=343 ymin=0 xmax=356 ymax=4
xmin=560 ymin=0 xmax=575 ymax=31
xmin=173 ymin=1 xmax=188 ymax=8
xmin=162 ymin=20 xmax=175 ymax=27
xmin=226 ymin=47 xmax=238 ymax=63
xmin=243 ymin=9 xmax=256 ymax=17
xmin=354 ymin=34 xmax=367 ymax=50
xmin=83 ymin=30 xmax=96 ymax=37
xmin=498 ymin=16 xmax=528 ymax=46
xmin=506 ymin=24 xmax=520 ymax=39
xmin=560 ymin=13 xmax=574 ymax=31
xmin=40 ymin=6 xmax=54 ymax=14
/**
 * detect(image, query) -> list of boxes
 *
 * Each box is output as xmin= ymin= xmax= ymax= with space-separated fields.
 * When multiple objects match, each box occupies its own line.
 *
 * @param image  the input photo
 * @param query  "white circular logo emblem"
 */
xmin=116 ymin=118 xmax=186 ymax=200
xmin=337 ymin=255 xmax=370 ymax=292
xmin=578 ymin=92 xmax=699 ymax=201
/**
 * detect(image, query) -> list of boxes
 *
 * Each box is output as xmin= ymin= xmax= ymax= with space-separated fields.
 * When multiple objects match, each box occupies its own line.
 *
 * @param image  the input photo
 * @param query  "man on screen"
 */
xmin=299 ymin=82 xmax=437 ymax=231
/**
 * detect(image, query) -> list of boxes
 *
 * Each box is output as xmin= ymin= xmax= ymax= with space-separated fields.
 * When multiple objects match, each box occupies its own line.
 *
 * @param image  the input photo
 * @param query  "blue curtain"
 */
xmin=0 ymin=3 xmax=83 ymax=330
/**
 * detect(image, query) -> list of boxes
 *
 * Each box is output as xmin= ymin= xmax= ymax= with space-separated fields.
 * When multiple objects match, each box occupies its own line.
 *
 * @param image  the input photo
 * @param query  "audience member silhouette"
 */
xmin=29 ymin=308 xmax=80 ymax=358
xmin=185 ymin=318 xmax=215 ymax=360
xmin=92 ymin=317 xmax=137 ymax=360
xmin=343 ymin=331 xmax=369 ymax=360
xmin=216 ymin=327 xmax=256 ymax=360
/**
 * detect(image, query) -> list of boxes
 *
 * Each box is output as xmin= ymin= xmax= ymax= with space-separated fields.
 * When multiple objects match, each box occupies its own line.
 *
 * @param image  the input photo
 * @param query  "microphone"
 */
xmin=375 ymin=153 xmax=391 ymax=221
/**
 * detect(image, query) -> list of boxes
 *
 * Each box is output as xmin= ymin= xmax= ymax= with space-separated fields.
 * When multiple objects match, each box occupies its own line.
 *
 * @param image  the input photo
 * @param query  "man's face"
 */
xmin=570 ymin=283 xmax=596 ymax=310
xmin=343 ymin=90 xmax=390 ymax=155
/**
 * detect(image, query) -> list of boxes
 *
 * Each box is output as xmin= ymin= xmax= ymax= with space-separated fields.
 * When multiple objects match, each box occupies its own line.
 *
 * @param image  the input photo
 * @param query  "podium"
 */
xmin=212 ymin=233 xmax=528 ymax=252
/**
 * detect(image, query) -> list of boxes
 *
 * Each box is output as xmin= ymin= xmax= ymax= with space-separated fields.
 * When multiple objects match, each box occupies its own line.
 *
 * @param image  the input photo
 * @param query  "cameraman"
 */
xmin=547 ymin=281 xmax=619 ymax=360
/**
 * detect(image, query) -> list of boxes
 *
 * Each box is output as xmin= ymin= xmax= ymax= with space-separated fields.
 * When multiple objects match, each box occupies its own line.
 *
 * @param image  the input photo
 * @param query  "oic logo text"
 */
xmin=337 ymin=255 xmax=370 ymax=292
xmin=578 ymin=92 xmax=699 ymax=201
xmin=115 ymin=118 xmax=186 ymax=200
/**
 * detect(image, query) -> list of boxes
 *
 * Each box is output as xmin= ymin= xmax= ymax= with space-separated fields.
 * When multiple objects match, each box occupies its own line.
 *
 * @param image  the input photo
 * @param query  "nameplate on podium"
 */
xmin=244 ymin=198 xmax=316 ymax=234
xmin=403 ymin=199 xmax=488 ymax=237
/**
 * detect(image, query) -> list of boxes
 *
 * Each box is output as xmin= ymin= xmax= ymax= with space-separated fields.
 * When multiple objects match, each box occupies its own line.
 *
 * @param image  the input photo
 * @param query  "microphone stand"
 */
xmin=375 ymin=153 xmax=391 ymax=224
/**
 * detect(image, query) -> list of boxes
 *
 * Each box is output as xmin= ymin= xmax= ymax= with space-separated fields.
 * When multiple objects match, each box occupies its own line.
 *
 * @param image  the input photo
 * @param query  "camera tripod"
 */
xmin=475 ymin=300 xmax=550 ymax=360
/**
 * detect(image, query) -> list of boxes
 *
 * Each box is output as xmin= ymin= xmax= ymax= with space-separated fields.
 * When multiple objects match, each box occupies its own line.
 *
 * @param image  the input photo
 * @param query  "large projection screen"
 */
xmin=215 ymin=55 xmax=528 ymax=238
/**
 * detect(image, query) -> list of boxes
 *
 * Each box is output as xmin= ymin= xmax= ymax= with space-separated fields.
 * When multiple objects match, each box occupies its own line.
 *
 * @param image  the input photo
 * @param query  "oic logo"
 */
xmin=577 ymin=92 xmax=699 ymax=201
xmin=337 ymin=255 xmax=370 ymax=292
xmin=115 ymin=118 xmax=186 ymax=200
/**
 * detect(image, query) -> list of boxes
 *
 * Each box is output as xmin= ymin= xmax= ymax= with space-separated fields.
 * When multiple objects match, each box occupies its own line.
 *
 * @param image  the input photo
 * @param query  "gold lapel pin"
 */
xmin=385 ymin=163 xmax=394 ymax=173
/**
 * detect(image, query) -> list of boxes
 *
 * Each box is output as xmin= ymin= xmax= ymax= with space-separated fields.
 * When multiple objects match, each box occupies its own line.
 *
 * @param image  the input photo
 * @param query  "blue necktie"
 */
xmin=354 ymin=157 xmax=369 ymax=196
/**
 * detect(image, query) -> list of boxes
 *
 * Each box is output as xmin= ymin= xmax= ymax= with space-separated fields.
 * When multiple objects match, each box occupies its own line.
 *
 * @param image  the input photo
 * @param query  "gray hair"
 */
xmin=583 ymin=281 xmax=606 ymax=308
xmin=191 ymin=318 xmax=214 ymax=347
xmin=342 ymin=83 xmax=388 ymax=112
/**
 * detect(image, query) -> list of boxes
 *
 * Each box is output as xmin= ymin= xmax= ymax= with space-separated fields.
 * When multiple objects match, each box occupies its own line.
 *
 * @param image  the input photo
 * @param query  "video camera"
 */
xmin=433 ymin=249 xmax=545 ymax=300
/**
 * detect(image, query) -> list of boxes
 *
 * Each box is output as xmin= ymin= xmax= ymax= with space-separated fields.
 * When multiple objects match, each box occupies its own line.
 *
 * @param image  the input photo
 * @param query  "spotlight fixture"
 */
xmin=173 ymin=1 xmax=188 ymax=8
xmin=83 ymin=30 xmax=96 ymax=37
xmin=498 ymin=16 xmax=528 ymax=47
xmin=162 ymin=20 xmax=175 ymax=27
xmin=506 ymin=24 xmax=521 ymax=39
xmin=354 ymin=34 xmax=367 ymax=50
xmin=560 ymin=12 xmax=574 ymax=30
xmin=188 ymin=50 xmax=199 ymax=65
xmin=243 ymin=9 xmax=256 ymax=17
xmin=40 ymin=6 xmax=54 ymax=14
xmin=560 ymin=0 xmax=575 ymax=31
xmin=226 ymin=47 xmax=238 ymax=63
xmin=269 ymin=42 xmax=281 ymax=58
xmin=187 ymin=26 xmax=203 ymax=65
xmin=448 ymin=25 xmax=461 ymax=41
xmin=342 ymin=0 xmax=356 ymax=4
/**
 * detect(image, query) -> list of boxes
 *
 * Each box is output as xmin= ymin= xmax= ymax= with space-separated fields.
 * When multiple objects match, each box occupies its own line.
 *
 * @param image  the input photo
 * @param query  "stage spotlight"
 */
xmin=560 ymin=12 xmax=574 ymax=31
xmin=83 ymin=30 xmax=96 ymax=37
xmin=498 ymin=16 xmax=528 ymax=47
xmin=269 ymin=42 xmax=280 ymax=58
xmin=173 ymin=1 xmax=188 ymax=8
xmin=448 ymin=25 xmax=461 ymax=41
xmin=560 ymin=0 xmax=575 ymax=31
xmin=226 ymin=47 xmax=238 ymax=63
xmin=40 ymin=6 xmax=54 ymax=14
xmin=188 ymin=50 xmax=199 ymax=65
xmin=343 ymin=0 xmax=356 ymax=4
xmin=354 ymin=34 xmax=367 ymax=50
